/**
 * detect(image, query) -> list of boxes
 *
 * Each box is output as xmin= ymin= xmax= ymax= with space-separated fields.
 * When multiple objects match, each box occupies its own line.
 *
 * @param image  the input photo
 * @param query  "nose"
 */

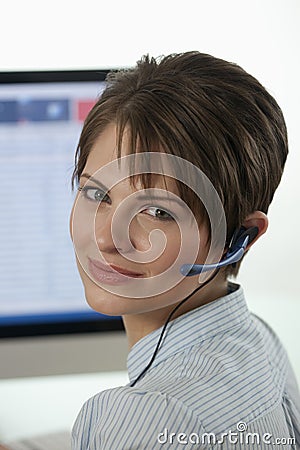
xmin=95 ymin=209 xmax=124 ymax=254
xmin=95 ymin=209 xmax=148 ymax=255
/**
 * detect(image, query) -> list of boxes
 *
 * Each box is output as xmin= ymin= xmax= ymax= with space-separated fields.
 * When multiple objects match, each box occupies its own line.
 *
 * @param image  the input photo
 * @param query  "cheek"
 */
xmin=145 ymin=225 xmax=182 ymax=273
xmin=149 ymin=222 xmax=209 ymax=277
xmin=70 ymin=198 xmax=94 ymax=252
xmin=69 ymin=204 xmax=75 ymax=241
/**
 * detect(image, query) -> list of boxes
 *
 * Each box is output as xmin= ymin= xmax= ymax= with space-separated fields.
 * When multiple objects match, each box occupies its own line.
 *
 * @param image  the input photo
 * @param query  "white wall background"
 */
xmin=1 ymin=0 xmax=299 ymax=376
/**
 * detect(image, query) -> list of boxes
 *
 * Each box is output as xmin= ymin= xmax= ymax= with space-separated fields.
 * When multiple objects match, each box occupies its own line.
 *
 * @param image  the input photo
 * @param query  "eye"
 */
xmin=142 ymin=206 xmax=174 ymax=221
xmin=78 ymin=186 xmax=111 ymax=203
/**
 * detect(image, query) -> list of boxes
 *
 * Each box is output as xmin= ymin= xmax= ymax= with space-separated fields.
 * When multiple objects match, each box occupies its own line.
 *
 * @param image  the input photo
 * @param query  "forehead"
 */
xmin=82 ymin=123 xmax=179 ymax=193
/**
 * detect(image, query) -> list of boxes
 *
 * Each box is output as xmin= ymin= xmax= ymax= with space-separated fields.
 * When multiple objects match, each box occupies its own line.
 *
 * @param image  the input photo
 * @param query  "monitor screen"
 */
xmin=0 ymin=70 xmax=124 ymax=338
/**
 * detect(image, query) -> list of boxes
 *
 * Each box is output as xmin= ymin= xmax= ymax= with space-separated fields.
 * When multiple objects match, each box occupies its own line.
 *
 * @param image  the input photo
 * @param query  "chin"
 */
xmin=84 ymin=287 xmax=122 ymax=316
xmin=83 ymin=283 xmax=142 ymax=316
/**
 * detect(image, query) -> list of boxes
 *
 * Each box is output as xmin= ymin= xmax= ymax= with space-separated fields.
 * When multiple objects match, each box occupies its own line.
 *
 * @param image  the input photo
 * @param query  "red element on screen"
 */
xmin=76 ymin=100 xmax=96 ymax=121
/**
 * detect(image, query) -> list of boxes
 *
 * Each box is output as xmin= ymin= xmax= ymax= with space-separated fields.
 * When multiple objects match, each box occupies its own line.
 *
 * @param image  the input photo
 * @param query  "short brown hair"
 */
xmin=71 ymin=51 xmax=288 ymax=278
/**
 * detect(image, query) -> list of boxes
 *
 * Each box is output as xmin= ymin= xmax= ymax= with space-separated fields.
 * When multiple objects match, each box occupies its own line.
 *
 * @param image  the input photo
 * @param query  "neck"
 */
xmin=123 ymin=275 xmax=228 ymax=350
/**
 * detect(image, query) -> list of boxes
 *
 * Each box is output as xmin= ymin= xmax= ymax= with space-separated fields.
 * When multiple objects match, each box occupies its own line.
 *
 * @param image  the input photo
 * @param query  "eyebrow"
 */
xmin=79 ymin=172 xmax=183 ymax=206
xmin=80 ymin=173 xmax=108 ymax=191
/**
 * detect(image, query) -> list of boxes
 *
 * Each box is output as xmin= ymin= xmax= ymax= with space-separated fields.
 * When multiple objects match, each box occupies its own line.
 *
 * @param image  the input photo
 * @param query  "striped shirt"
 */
xmin=72 ymin=282 xmax=300 ymax=449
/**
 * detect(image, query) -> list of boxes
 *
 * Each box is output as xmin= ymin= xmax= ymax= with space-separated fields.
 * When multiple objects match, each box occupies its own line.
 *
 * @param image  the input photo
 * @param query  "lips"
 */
xmin=108 ymin=264 xmax=143 ymax=277
xmin=87 ymin=257 xmax=143 ymax=285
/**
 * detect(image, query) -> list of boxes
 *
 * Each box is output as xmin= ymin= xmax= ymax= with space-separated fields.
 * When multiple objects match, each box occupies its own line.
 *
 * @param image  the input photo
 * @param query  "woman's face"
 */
xmin=70 ymin=123 xmax=220 ymax=317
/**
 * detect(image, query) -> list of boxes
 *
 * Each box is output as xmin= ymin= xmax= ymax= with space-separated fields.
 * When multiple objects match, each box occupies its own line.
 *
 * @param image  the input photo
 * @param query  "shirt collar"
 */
xmin=127 ymin=282 xmax=250 ymax=384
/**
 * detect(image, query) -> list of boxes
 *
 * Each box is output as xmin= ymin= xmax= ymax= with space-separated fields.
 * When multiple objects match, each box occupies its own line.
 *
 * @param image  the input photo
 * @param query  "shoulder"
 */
xmin=72 ymin=385 xmax=204 ymax=450
xmin=251 ymin=313 xmax=289 ymax=375
xmin=73 ymin=384 xmax=200 ymax=425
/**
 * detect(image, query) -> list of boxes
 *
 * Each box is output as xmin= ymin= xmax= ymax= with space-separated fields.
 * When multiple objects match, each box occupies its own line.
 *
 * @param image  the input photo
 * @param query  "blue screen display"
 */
xmin=0 ymin=74 xmax=122 ymax=334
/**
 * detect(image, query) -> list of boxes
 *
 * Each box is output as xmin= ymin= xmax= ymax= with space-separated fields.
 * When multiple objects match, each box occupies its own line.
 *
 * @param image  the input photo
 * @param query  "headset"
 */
xmin=130 ymin=225 xmax=259 ymax=387
xmin=180 ymin=225 xmax=259 ymax=276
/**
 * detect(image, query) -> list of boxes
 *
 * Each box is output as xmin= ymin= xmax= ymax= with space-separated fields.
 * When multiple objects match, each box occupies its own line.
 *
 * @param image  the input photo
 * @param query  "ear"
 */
xmin=242 ymin=211 xmax=268 ymax=249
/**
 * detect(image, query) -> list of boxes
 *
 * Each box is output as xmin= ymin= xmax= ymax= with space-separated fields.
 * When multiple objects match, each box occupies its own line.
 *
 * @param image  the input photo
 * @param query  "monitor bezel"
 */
xmin=0 ymin=69 xmax=111 ymax=84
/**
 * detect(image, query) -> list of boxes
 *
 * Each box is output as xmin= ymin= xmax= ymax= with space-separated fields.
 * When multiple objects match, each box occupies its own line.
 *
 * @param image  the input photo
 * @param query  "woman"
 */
xmin=69 ymin=52 xmax=299 ymax=448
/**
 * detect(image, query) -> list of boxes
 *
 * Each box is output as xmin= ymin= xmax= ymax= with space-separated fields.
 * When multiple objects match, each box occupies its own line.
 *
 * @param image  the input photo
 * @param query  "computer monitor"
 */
xmin=0 ymin=70 xmax=127 ymax=378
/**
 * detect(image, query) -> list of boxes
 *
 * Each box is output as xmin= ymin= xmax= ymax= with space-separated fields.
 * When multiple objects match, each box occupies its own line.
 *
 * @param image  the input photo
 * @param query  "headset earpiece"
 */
xmin=227 ymin=226 xmax=259 ymax=268
xmin=229 ymin=225 xmax=259 ymax=250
